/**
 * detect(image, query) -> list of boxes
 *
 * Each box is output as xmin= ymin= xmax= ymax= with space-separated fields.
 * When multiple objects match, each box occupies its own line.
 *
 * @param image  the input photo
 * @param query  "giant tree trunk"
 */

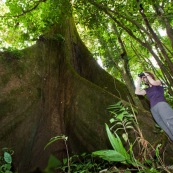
xmin=0 ymin=18 xmax=173 ymax=172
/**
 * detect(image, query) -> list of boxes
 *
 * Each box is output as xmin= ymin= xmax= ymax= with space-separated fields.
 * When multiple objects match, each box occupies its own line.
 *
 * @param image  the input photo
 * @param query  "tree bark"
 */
xmin=0 ymin=15 xmax=173 ymax=173
xmin=112 ymin=24 xmax=144 ymax=109
xmin=0 ymin=18 xmax=132 ymax=172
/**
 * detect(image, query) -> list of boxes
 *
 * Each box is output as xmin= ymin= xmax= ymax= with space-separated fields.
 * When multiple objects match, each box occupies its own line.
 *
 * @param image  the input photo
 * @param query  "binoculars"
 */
xmin=138 ymin=72 xmax=145 ymax=78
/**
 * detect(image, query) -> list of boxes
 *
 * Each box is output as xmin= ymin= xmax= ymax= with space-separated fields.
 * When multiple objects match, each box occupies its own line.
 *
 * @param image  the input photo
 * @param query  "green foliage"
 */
xmin=164 ymin=89 xmax=173 ymax=107
xmin=44 ymin=155 xmax=61 ymax=173
xmin=0 ymin=148 xmax=14 ymax=173
xmin=92 ymin=101 xmax=168 ymax=173
xmin=73 ymin=0 xmax=173 ymax=93
xmin=107 ymin=101 xmax=135 ymax=142
xmin=44 ymin=135 xmax=70 ymax=173
xmin=45 ymin=153 xmax=113 ymax=173
xmin=93 ymin=124 xmax=131 ymax=164
xmin=44 ymin=135 xmax=68 ymax=150
xmin=1 ymin=0 xmax=173 ymax=93
xmin=92 ymin=150 xmax=126 ymax=162
xmin=44 ymin=102 xmax=170 ymax=173
xmin=43 ymin=102 xmax=170 ymax=172
xmin=44 ymin=135 xmax=112 ymax=173
xmin=0 ymin=0 xmax=72 ymax=48
xmin=92 ymin=123 xmax=145 ymax=170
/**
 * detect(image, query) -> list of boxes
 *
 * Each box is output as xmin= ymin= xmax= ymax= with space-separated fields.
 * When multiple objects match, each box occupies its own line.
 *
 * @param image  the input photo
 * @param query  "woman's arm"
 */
xmin=135 ymin=77 xmax=146 ymax=95
xmin=144 ymin=72 xmax=161 ymax=86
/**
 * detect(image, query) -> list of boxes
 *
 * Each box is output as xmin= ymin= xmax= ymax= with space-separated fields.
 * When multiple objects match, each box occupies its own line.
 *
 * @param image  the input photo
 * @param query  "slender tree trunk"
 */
xmin=138 ymin=4 xmax=173 ymax=75
xmin=112 ymin=24 xmax=144 ymax=108
xmin=152 ymin=3 xmax=173 ymax=48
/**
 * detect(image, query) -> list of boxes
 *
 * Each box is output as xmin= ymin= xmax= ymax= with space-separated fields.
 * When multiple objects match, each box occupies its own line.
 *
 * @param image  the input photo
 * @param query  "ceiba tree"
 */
xmin=0 ymin=0 xmax=173 ymax=172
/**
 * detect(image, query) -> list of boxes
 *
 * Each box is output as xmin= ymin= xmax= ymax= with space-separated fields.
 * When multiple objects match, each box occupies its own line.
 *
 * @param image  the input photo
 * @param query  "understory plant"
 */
xmin=92 ymin=101 xmax=171 ymax=173
xmin=44 ymin=102 xmax=171 ymax=173
xmin=44 ymin=135 xmax=70 ymax=173
xmin=0 ymin=148 xmax=14 ymax=173
xmin=44 ymin=136 xmax=112 ymax=173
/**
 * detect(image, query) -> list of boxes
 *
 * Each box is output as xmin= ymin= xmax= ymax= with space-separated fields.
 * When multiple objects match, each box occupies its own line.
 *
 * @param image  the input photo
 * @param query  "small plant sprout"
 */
xmin=44 ymin=135 xmax=70 ymax=173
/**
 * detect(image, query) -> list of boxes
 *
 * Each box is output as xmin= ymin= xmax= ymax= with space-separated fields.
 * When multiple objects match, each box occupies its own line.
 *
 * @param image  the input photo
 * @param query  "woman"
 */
xmin=135 ymin=71 xmax=173 ymax=141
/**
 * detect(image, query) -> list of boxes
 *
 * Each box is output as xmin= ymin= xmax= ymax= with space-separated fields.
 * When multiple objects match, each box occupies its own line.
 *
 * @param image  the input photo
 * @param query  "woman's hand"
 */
xmin=143 ymin=72 xmax=161 ymax=86
xmin=143 ymin=72 xmax=149 ymax=76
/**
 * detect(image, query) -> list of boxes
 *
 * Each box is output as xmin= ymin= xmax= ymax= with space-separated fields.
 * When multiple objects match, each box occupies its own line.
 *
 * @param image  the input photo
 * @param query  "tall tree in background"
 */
xmin=74 ymin=0 xmax=173 ymax=95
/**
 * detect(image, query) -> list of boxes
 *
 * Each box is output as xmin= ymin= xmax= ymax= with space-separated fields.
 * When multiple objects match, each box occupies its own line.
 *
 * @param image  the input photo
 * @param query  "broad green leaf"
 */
xmin=92 ymin=150 xmax=126 ymax=162
xmin=63 ymin=158 xmax=67 ymax=165
xmin=4 ymin=152 xmax=12 ymax=164
xmin=105 ymin=123 xmax=120 ymax=151
xmin=116 ymin=113 xmax=124 ymax=121
xmin=5 ymin=170 xmax=13 ymax=173
xmin=114 ymin=133 xmax=130 ymax=160
xmin=0 ymin=163 xmax=12 ymax=171
xmin=46 ymin=155 xmax=61 ymax=168
xmin=105 ymin=124 xmax=130 ymax=161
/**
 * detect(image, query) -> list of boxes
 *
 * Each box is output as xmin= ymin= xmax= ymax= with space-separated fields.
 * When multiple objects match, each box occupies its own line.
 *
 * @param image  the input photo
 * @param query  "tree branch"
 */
xmin=0 ymin=0 xmax=46 ymax=18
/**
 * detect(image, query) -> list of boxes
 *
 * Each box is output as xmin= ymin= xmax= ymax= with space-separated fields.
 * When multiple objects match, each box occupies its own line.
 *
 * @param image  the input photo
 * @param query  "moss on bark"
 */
xmin=0 ymin=18 xmax=172 ymax=172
